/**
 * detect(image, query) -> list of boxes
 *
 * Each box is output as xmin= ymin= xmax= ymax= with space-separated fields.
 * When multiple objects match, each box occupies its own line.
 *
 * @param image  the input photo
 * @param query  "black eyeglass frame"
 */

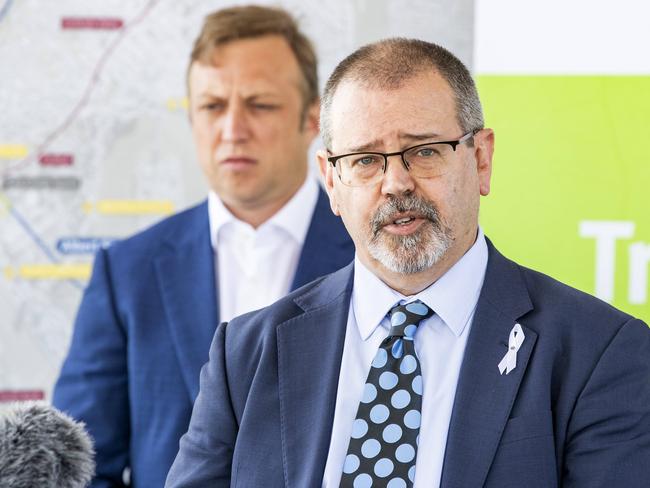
xmin=327 ymin=129 xmax=480 ymax=176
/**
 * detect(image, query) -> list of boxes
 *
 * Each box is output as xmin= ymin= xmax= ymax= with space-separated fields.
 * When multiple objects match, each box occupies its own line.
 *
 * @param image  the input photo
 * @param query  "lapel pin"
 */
xmin=498 ymin=323 xmax=525 ymax=375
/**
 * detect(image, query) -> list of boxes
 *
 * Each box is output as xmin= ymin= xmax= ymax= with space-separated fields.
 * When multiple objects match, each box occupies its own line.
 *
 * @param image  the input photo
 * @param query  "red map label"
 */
xmin=39 ymin=153 xmax=74 ymax=166
xmin=61 ymin=17 xmax=124 ymax=30
xmin=0 ymin=390 xmax=45 ymax=402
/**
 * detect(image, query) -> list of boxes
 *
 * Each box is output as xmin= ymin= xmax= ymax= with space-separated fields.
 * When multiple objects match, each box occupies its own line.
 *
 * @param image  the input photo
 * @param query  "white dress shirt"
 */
xmin=322 ymin=229 xmax=488 ymax=487
xmin=208 ymin=177 xmax=318 ymax=323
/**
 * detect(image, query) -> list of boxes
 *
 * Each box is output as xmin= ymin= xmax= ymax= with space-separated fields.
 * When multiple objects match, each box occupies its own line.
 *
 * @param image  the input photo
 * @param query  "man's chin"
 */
xmin=372 ymin=251 xmax=437 ymax=276
xmin=213 ymin=185 xmax=266 ymax=210
xmin=368 ymin=227 xmax=452 ymax=275
xmin=372 ymin=223 xmax=429 ymax=247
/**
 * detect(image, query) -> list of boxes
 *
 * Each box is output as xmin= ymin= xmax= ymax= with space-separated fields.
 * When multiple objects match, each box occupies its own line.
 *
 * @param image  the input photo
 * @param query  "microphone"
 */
xmin=0 ymin=402 xmax=95 ymax=488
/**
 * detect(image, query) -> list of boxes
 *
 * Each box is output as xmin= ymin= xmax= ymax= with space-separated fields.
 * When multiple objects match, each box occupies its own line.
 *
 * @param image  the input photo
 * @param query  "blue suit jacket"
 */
xmin=53 ymin=190 xmax=354 ymax=488
xmin=166 ymin=240 xmax=650 ymax=488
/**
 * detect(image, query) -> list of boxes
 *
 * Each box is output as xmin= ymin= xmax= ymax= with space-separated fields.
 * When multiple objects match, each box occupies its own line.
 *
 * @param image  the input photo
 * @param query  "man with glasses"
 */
xmin=53 ymin=6 xmax=353 ymax=487
xmin=167 ymin=38 xmax=650 ymax=487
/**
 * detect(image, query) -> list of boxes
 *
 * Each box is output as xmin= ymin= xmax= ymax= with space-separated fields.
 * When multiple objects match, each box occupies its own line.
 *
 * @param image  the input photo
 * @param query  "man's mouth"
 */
xmin=384 ymin=210 xmax=426 ymax=227
xmin=380 ymin=213 xmax=428 ymax=236
xmin=392 ymin=216 xmax=417 ymax=226
xmin=220 ymin=156 xmax=257 ymax=168
xmin=370 ymin=195 xmax=442 ymax=239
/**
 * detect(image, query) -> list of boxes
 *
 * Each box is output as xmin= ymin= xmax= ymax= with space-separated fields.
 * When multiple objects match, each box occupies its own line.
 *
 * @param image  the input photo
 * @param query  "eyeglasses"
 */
xmin=327 ymin=130 xmax=479 ymax=187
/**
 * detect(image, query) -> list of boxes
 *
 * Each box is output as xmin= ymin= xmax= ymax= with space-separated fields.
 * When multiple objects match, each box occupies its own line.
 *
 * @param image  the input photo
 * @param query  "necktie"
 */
xmin=340 ymin=300 xmax=433 ymax=488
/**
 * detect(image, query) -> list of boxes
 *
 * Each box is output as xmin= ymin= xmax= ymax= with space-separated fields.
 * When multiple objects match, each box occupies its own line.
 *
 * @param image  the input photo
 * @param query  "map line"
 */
xmin=7 ymin=203 xmax=84 ymax=290
xmin=3 ymin=0 xmax=161 ymax=176
xmin=0 ymin=0 xmax=13 ymax=23
xmin=9 ymin=204 xmax=60 ymax=263
xmin=1 ymin=0 xmax=160 ymax=289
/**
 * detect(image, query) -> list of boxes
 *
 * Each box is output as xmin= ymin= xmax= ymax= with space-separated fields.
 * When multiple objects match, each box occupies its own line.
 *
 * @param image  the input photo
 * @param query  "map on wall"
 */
xmin=0 ymin=0 xmax=473 ymax=403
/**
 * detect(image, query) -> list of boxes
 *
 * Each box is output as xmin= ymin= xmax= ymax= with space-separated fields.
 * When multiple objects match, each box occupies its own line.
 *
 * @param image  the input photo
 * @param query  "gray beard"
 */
xmin=367 ymin=194 xmax=453 ymax=275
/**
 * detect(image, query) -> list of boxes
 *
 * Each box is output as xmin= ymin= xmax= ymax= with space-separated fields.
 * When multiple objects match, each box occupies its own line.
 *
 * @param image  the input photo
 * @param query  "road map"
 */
xmin=0 ymin=0 xmax=471 ymax=402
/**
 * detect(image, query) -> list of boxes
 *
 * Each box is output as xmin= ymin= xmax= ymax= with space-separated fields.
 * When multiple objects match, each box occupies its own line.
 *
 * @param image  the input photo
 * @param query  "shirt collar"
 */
xmin=352 ymin=227 xmax=488 ymax=340
xmin=208 ymin=176 xmax=319 ymax=249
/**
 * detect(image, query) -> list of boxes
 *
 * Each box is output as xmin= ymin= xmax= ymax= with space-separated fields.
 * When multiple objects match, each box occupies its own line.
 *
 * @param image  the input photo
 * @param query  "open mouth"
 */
xmin=370 ymin=194 xmax=442 ymax=239
xmin=378 ymin=213 xmax=428 ymax=236
xmin=387 ymin=212 xmax=424 ymax=227
xmin=393 ymin=216 xmax=416 ymax=226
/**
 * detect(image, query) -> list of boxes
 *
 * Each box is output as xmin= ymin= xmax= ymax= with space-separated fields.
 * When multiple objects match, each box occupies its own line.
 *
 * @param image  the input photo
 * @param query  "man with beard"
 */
xmin=166 ymin=38 xmax=650 ymax=487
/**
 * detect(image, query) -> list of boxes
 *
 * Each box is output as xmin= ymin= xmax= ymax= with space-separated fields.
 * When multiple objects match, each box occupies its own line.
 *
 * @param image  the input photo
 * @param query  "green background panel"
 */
xmin=476 ymin=76 xmax=650 ymax=322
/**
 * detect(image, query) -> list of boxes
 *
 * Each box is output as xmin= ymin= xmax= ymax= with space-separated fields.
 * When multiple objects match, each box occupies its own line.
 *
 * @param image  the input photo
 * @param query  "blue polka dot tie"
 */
xmin=340 ymin=300 xmax=433 ymax=488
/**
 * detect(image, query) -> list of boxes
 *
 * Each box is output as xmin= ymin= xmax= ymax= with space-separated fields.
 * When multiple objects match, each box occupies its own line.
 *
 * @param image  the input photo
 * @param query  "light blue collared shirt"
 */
xmin=322 ymin=229 xmax=488 ymax=487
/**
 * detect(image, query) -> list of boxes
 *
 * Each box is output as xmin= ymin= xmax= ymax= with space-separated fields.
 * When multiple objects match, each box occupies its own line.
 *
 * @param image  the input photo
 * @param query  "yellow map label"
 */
xmin=0 ymin=144 xmax=28 ymax=159
xmin=4 ymin=264 xmax=91 ymax=280
xmin=166 ymin=97 xmax=189 ymax=111
xmin=84 ymin=200 xmax=175 ymax=215
xmin=0 ymin=194 xmax=10 ymax=216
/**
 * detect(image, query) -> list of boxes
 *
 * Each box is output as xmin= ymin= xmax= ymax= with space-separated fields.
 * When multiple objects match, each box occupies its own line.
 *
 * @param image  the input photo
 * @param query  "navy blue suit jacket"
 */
xmin=53 ymin=190 xmax=354 ymax=488
xmin=166 ymin=240 xmax=650 ymax=487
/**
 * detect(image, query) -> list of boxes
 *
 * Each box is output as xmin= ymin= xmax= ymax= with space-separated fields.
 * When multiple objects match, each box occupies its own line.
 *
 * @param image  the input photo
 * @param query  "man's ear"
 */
xmin=317 ymin=149 xmax=340 ymax=216
xmin=303 ymin=99 xmax=320 ymax=139
xmin=474 ymin=128 xmax=494 ymax=196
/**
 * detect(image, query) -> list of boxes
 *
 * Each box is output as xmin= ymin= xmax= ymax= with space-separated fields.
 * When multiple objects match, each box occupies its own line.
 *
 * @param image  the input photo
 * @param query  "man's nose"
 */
xmin=381 ymin=154 xmax=415 ymax=196
xmin=221 ymin=103 xmax=250 ymax=143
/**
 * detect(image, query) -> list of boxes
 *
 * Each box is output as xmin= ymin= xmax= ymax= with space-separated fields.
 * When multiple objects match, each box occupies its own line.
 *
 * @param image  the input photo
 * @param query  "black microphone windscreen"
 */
xmin=0 ymin=402 xmax=95 ymax=488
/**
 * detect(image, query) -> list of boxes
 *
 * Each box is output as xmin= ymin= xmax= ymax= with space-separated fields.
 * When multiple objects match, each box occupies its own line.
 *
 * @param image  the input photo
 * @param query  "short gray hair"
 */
xmin=320 ymin=38 xmax=484 ymax=149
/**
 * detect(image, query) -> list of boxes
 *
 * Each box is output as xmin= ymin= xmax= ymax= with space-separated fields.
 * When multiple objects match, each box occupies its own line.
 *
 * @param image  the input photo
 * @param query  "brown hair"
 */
xmin=188 ymin=5 xmax=318 ymax=108
xmin=320 ymin=38 xmax=484 ymax=149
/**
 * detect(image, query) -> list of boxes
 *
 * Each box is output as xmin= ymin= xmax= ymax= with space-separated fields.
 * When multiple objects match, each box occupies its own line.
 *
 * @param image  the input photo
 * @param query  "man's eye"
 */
xmin=353 ymin=155 xmax=381 ymax=166
xmin=251 ymin=103 xmax=279 ymax=111
xmin=201 ymin=102 xmax=225 ymax=111
xmin=417 ymin=146 xmax=438 ymax=157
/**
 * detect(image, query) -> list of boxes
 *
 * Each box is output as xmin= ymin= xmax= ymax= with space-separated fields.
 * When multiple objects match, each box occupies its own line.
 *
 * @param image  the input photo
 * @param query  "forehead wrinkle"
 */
xmin=192 ymin=71 xmax=292 ymax=101
xmin=340 ymin=130 xmax=445 ymax=154
xmin=400 ymin=131 xmax=441 ymax=142
xmin=347 ymin=138 xmax=385 ymax=153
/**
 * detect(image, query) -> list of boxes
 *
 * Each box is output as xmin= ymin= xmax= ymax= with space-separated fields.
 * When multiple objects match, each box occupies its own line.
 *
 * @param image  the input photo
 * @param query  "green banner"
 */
xmin=478 ymin=76 xmax=650 ymax=323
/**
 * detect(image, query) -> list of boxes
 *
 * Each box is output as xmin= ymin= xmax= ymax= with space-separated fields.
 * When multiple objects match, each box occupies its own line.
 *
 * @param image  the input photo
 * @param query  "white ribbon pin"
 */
xmin=498 ymin=323 xmax=525 ymax=375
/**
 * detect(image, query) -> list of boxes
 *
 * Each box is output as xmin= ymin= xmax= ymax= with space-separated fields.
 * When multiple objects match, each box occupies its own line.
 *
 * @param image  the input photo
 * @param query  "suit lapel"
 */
xmin=277 ymin=264 xmax=354 ymax=488
xmin=440 ymin=241 xmax=537 ymax=488
xmin=154 ymin=203 xmax=219 ymax=400
xmin=292 ymin=188 xmax=354 ymax=290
